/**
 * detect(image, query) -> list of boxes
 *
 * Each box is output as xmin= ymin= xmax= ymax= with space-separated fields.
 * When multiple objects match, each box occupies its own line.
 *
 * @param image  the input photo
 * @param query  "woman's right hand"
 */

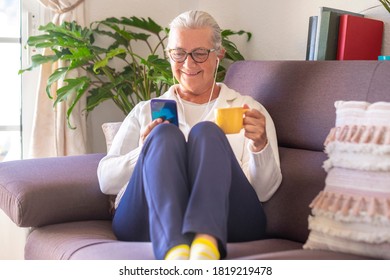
xmin=140 ymin=118 xmax=168 ymax=144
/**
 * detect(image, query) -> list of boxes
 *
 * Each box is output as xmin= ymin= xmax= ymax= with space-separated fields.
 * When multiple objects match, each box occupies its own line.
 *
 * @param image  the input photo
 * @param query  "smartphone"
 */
xmin=150 ymin=99 xmax=179 ymax=126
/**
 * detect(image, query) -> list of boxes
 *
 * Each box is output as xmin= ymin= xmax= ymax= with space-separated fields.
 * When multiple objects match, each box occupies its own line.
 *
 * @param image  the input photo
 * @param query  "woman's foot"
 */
xmin=164 ymin=244 xmax=190 ymax=260
xmin=189 ymin=234 xmax=220 ymax=260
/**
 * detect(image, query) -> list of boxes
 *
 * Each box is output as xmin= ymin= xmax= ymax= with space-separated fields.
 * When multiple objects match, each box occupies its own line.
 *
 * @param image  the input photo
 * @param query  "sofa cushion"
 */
xmin=25 ymin=220 xmax=303 ymax=260
xmin=304 ymin=101 xmax=390 ymax=259
xmin=263 ymin=147 xmax=327 ymax=243
xmin=102 ymin=122 xmax=122 ymax=152
xmin=0 ymin=154 xmax=110 ymax=227
xmin=236 ymin=248 xmax=373 ymax=260
xmin=25 ymin=221 xmax=118 ymax=260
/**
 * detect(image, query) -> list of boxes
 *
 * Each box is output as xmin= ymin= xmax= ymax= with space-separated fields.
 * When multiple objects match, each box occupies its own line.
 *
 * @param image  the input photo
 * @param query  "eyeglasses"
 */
xmin=168 ymin=48 xmax=216 ymax=63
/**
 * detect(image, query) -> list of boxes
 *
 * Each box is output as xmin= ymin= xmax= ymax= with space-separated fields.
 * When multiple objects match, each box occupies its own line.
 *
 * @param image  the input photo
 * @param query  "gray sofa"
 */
xmin=1 ymin=60 xmax=389 ymax=260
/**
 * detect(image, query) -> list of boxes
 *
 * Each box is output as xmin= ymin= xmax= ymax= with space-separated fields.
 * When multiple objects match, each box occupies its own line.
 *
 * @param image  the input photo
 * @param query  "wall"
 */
xmin=0 ymin=210 xmax=27 ymax=259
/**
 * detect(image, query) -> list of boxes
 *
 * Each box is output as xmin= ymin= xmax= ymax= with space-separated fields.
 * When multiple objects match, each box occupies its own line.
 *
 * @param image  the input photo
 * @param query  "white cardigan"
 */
xmin=97 ymin=83 xmax=282 ymax=204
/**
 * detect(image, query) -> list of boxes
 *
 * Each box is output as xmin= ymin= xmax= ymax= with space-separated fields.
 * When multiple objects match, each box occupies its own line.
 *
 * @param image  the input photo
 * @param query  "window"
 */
xmin=0 ymin=0 xmax=21 ymax=162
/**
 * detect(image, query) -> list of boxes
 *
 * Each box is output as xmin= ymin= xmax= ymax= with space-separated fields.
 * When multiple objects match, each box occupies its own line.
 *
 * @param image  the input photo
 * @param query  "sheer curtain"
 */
xmin=29 ymin=0 xmax=87 ymax=158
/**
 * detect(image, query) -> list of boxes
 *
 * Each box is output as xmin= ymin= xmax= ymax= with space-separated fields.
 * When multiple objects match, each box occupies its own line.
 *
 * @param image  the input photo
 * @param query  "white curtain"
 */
xmin=29 ymin=0 xmax=87 ymax=158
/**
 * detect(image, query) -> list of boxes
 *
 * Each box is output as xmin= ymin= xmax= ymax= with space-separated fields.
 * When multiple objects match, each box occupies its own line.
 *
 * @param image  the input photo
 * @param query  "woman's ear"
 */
xmin=217 ymin=48 xmax=226 ymax=61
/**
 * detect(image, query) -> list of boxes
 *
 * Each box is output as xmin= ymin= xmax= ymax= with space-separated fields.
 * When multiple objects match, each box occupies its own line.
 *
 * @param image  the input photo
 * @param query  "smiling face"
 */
xmin=168 ymin=27 xmax=220 ymax=103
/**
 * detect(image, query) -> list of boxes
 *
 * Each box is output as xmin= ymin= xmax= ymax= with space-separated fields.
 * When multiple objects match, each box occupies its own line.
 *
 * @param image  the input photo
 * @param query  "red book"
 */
xmin=337 ymin=15 xmax=384 ymax=60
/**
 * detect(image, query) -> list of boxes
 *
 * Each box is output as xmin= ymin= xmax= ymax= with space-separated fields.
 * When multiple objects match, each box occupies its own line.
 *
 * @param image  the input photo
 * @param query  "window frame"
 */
xmin=0 ymin=1 xmax=22 ymax=161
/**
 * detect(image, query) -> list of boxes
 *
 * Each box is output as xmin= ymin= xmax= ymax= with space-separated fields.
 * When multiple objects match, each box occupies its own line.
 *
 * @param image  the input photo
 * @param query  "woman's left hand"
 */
xmin=243 ymin=104 xmax=268 ymax=152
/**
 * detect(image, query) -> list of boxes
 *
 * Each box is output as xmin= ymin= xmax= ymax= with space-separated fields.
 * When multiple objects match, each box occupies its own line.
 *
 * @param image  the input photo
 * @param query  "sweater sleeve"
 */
xmin=247 ymin=142 xmax=282 ymax=202
xmin=97 ymin=108 xmax=143 ymax=195
xmin=97 ymin=146 xmax=141 ymax=195
xmin=241 ymin=97 xmax=282 ymax=202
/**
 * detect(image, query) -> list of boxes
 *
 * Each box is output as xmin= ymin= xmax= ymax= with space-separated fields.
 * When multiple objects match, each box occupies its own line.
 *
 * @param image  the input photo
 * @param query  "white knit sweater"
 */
xmin=97 ymin=83 xmax=282 ymax=206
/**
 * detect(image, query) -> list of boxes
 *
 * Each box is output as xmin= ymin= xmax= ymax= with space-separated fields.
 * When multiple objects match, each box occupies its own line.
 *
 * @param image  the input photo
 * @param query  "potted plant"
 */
xmin=20 ymin=16 xmax=251 ymax=127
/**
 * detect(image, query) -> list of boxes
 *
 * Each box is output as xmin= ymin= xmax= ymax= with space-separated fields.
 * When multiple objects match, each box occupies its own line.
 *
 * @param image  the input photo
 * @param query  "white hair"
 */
xmin=168 ymin=10 xmax=222 ymax=52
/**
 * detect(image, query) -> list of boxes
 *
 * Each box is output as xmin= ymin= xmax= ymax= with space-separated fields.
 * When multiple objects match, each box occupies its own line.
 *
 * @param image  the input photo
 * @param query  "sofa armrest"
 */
xmin=0 ymin=153 xmax=112 ymax=227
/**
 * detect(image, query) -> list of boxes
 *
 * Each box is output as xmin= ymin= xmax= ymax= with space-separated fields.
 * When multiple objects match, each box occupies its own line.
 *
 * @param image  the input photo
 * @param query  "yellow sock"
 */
xmin=164 ymin=244 xmax=190 ymax=260
xmin=189 ymin=237 xmax=220 ymax=260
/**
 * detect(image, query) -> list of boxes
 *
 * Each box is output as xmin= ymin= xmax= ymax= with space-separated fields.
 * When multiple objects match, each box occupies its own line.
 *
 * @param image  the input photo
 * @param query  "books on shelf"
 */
xmin=337 ymin=15 xmax=384 ymax=60
xmin=312 ymin=7 xmax=364 ymax=60
xmin=306 ymin=16 xmax=318 ymax=60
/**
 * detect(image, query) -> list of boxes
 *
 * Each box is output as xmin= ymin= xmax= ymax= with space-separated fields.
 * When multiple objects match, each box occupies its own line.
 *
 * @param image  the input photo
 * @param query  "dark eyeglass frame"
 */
xmin=168 ymin=48 xmax=216 ymax=63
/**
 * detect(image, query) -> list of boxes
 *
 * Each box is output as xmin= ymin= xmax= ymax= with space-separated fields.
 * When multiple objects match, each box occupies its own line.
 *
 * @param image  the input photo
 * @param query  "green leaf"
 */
xmin=93 ymin=48 xmax=127 ymax=73
xmin=141 ymin=55 xmax=172 ymax=84
xmin=68 ymin=58 xmax=90 ymax=70
xmin=86 ymin=86 xmax=113 ymax=112
xmin=38 ymin=22 xmax=59 ymax=32
xmin=35 ymin=21 xmax=94 ymax=50
xmin=54 ymin=77 xmax=90 ymax=106
xmin=221 ymin=29 xmax=252 ymax=61
xmin=32 ymin=53 xmax=58 ymax=65
xmin=61 ymin=47 xmax=94 ymax=67
xmin=105 ymin=24 xmax=137 ymax=41
xmin=222 ymin=29 xmax=252 ymax=42
xmin=19 ymin=53 xmax=58 ymax=74
xmin=101 ymin=16 xmax=163 ymax=35
xmin=26 ymin=34 xmax=54 ymax=46
xmin=96 ymin=21 xmax=151 ymax=43
xmin=222 ymin=38 xmax=245 ymax=61
xmin=66 ymin=80 xmax=90 ymax=129
xmin=46 ymin=67 xmax=68 ymax=98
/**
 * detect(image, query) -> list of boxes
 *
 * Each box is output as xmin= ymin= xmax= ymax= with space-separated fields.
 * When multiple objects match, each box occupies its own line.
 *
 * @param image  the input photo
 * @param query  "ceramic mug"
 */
xmin=214 ymin=107 xmax=248 ymax=134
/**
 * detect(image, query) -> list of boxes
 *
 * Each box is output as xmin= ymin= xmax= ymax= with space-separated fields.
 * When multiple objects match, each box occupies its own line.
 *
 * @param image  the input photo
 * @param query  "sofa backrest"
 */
xmin=224 ymin=60 xmax=390 ymax=243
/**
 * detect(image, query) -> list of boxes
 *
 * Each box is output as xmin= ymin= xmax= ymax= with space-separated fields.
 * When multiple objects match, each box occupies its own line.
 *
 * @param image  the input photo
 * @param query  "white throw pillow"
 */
xmin=304 ymin=101 xmax=390 ymax=259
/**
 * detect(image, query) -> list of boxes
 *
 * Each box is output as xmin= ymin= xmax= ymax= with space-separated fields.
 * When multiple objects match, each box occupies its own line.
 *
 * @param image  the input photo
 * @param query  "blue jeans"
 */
xmin=112 ymin=121 xmax=266 ymax=259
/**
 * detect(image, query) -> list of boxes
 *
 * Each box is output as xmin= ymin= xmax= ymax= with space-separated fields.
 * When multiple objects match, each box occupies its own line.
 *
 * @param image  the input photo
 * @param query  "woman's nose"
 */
xmin=183 ymin=53 xmax=197 ymax=66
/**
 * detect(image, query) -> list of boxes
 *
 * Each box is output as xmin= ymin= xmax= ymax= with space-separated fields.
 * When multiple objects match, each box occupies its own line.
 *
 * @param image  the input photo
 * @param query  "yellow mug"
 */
xmin=214 ymin=107 xmax=248 ymax=134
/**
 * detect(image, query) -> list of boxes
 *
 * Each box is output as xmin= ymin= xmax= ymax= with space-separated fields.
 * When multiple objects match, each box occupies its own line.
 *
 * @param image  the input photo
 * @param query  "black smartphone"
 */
xmin=150 ymin=99 xmax=179 ymax=126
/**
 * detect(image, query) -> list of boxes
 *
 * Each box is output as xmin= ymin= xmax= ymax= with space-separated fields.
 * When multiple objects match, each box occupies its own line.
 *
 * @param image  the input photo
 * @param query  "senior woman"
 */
xmin=97 ymin=10 xmax=282 ymax=260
